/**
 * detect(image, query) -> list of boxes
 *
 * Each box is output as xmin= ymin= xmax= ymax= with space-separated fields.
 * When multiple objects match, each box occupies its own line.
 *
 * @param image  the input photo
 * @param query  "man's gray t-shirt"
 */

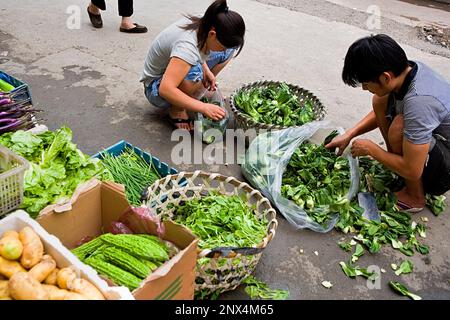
xmin=392 ymin=61 xmax=450 ymax=151
xmin=140 ymin=18 xmax=208 ymax=88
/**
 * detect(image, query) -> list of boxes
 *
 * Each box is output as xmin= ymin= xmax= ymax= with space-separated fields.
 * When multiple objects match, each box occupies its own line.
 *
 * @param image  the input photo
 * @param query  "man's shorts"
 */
xmin=422 ymin=136 xmax=450 ymax=195
xmin=144 ymin=49 xmax=235 ymax=109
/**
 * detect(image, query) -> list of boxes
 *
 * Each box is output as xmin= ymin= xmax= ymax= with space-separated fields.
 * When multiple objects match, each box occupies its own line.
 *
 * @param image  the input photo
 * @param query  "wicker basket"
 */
xmin=143 ymin=171 xmax=278 ymax=296
xmin=229 ymin=80 xmax=326 ymax=133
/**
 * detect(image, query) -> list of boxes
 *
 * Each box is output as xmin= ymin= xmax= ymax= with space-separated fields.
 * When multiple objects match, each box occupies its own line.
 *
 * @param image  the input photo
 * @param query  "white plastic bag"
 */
xmin=241 ymin=121 xmax=359 ymax=233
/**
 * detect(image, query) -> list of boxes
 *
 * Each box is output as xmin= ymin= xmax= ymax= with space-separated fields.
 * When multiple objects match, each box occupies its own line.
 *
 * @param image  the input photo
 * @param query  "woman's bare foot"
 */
xmin=168 ymin=108 xmax=193 ymax=131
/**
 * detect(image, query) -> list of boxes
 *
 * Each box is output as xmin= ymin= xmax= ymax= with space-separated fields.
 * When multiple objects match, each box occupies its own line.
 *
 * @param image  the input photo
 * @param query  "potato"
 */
xmin=0 ymin=280 xmax=10 ymax=299
xmin=64 ymin=292 xmax=87 ymax=300
xmin=28 ymin=255 xmax=56 ymax=282
xmin=8 ymin=272 xmax=49 ymax=300
xmin=57 ymin=268 xmax=77 ymax=289
xmin=44 ymin=267 xmax=59 ymax=286
xmin=19 ymin=227 xmax=44 ymax=269
xmin=0 ymin=256 xmax=27 ymax=278
xmin=42 ymin=284 xmax=86 ymax=300
xmin=0 ymin=231 xmax=23 ymax=260
xmin=68 ymin=278 xmax=105 ymax=300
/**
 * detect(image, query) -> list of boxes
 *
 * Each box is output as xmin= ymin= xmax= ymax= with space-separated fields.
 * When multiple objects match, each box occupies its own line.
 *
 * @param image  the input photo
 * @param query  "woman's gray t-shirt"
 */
xmin=140 ymin=18 xmax=208 ymax=87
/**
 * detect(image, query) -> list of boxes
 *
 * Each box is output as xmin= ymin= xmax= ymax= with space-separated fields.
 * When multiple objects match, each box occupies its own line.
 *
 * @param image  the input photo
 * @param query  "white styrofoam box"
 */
xmin=0 ymin=210 xmax=134 ymax=300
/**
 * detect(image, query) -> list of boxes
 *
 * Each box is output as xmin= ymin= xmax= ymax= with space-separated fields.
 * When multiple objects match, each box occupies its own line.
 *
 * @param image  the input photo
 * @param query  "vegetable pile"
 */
xmin=0 ymin=127 xmax=106 ymax=218
xmin=277 ymin=130 xmax=447 ymax=299
xmin=171 ymin=192 xmax=269 ymax=300
xmin=335 ymin=158 xmax=436 ymax=299
xmin=72 ymin=233 xmax=170 ymax=291
xmin=0 ymin=88 xmax=38 ymax=134
xmin=234 ymin=82 xmax=315 ymax=127
xmin=100 ymin=148 xmax=161 ymax=206
xmin=0 ymin=227 xmax=105 ymax=300
xmin=281 ymin=131 xmax=351 ymax=227
xmin=172 ymin=193 xmax=268 ymax=250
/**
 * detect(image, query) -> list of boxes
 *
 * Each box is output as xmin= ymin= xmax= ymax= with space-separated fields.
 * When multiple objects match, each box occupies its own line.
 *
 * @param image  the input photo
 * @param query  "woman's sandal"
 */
xmin=167 ymin=116 xmax=193 ymax=131
xmin=395 ymin=200 xmax=424 ymax=213
xmin=120 ymin=23 xmax=148 ymax=34
xmin=87 ymin=7 xmax=103 ymax=28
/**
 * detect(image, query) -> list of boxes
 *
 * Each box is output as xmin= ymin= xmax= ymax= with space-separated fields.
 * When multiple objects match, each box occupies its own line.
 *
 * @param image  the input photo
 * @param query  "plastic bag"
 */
xmin=194 ymin=87 xmax=229 ymax=144
xmin=241 ymin=121 xmax=359 ymax=233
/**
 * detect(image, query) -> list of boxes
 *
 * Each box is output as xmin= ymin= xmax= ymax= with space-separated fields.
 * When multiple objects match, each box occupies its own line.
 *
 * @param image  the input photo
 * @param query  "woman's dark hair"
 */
xmin=342 ymin=34 xmax=409 ymax=87
xmin=183 ymin=0 xmax=246 ymax=56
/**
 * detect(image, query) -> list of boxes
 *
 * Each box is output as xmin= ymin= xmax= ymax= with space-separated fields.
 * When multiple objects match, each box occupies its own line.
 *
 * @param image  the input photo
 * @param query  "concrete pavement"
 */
xmin=0 ymin=0 xmax=449 ymax=299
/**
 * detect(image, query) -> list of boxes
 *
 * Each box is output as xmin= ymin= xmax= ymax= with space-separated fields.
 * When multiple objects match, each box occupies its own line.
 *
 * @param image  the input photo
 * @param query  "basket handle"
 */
xmin=199 ymin=246 xmax=264 ymax=258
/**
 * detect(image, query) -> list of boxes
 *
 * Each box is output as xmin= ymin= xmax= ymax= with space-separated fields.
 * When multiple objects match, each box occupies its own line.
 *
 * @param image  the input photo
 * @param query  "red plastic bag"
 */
xmin=118 ymin=206 xmax=165 ymax=237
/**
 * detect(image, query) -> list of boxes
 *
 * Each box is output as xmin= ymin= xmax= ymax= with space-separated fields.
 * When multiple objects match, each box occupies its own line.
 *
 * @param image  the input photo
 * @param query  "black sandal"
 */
xmin=120 ymin=23 xmax=148 ymax=34
xmin=87 ymin=7 xmax=103 ymax=28
xmin=167 ymin=116 xmax=193 ymax=131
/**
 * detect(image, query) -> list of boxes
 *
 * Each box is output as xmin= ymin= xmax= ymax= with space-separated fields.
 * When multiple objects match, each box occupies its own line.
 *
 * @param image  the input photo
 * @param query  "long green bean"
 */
xmin=101 ymin=148 xmax=161 ymax=205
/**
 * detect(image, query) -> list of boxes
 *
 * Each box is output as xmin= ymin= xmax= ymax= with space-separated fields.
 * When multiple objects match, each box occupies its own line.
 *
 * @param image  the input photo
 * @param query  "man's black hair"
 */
xmin=342 ymin=34 xmax=409 ymax=87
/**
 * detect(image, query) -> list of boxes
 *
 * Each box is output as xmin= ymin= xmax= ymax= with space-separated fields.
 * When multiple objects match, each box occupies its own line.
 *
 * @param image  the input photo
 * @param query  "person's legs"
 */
xmin=90 ymin=0 xmax=105 ymax=12
xmin=88 ymin=0 xmax=104 ymax=28
xmin=144 ymin=65 xmax=204 ymax=131
xmin=168 ymin=80 xmax=204 ymax=130
xmin=118 ymin=0 xmax=147 ymax=33
xmin=386 ymin=114 xmax=426 ymax=210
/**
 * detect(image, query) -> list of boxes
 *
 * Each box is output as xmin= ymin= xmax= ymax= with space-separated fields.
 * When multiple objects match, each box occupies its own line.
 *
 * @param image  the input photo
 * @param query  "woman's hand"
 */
xmin=202 ymin=103 xmax=225 ymax=121
xmin=202 ymin=62 xmax=217 ymax=91
xmin=325 ymin=132 xmax=352 ymax=155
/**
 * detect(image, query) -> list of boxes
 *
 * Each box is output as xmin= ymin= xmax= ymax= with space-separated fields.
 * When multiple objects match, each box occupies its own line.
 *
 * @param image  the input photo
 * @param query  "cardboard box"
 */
xmin=37 ymin=179 xmax=198 ymax=300
xmin=0 ymin=210 xmax=133 ymax=300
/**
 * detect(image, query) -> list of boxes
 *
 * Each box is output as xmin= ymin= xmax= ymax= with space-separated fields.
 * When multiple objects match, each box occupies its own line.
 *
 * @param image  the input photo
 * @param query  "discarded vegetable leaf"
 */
xmin=389 ymin=281 xmax=422 ymax=300
xmin=395 ymin=260 xmax=414 ymax=276
xmin=243 ymin=276 xmax=289 ymax=300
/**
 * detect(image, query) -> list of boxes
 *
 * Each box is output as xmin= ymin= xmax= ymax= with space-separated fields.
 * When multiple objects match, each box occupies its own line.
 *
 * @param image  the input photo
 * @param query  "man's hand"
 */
xmin=351 ymin=139 xmax=376 ymax=157
xmin=202 ymin=103 xmax=225 ymax=121
xmin=325 ymin=132 xmax=352 ymax=155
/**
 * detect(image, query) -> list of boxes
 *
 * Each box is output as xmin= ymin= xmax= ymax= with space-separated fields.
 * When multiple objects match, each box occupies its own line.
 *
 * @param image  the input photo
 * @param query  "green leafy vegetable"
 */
xmin=339 ymin=261 xmax=377 ymax=279
xmin=395 ymin=260 xmax=414 ymax=276
xmin=351 ymin=244 xmax=364 ymax=263
xmin=234 ymin=82 xmax=315 ymax=127
xmin=389 ymin=281 xmax=422 ymax=300
xmin=0 ymin=128 xmax=106 ymax=218
xmin=426 ymin=194 xmax=447 ymax=216
xmin=172 ymin=192 xmax=268 ymax=249
xmin=243 ymin=276 xmax=289 ymax=300
xmin=281 ymin=138 xmax=351 ymax=227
